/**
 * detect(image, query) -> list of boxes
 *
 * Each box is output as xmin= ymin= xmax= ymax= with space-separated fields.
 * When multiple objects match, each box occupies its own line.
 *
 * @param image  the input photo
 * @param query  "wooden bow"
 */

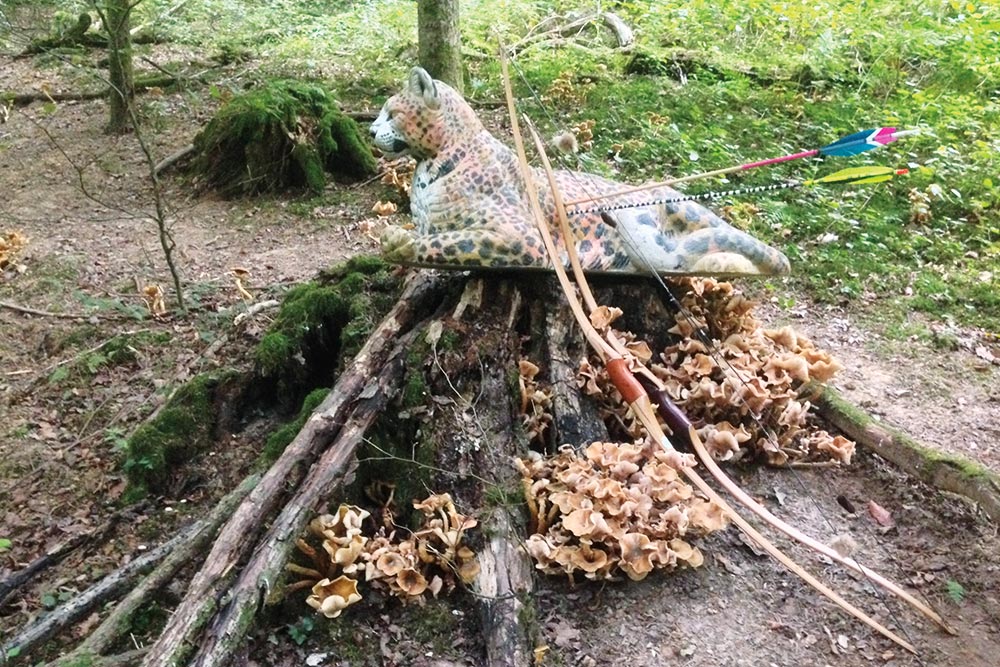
xmin=498 ymin=47 xmax=952 ymax=655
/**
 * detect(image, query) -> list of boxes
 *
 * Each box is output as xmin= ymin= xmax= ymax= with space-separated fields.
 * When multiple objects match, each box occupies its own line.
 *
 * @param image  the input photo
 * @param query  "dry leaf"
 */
xmin=372 ymin=200 xmax=397 ymax=216
xmin=589 ymin=305 xmax=622 ymax=329
xmin=867 ymin=500 xmax=895 ymax=527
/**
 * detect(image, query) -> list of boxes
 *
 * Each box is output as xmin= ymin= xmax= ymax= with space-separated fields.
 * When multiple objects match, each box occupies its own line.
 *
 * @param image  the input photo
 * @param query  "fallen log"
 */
xmin=140 ymin=272 xmax=444 ymax=667
xmin=0 ymin=502 xmax=147 ymax=607
xmin=808 ymin=383 xmax=1000 ymax=522
xmin=422 ymin=278 xmax=539 ymax=667
xmin=44 ymin=474 xmax=260 ymax=667
xmin=187 ymin=324 xmax=422 ymax=667
xmin=2 ymin=526 xmax=191 ymax=661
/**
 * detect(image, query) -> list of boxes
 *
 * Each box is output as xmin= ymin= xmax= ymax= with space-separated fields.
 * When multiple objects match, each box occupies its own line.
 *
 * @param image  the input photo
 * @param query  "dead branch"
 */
xmin=0 ymin=300 xmax=103 ymax=320
xmin=508 ymin=11 xmax=634 ymax=56
xmin=140 ymin=272 xmax=445 ymax=667
xmin=1 ymin=525 xmax=194 ymax=662
xmin=0 ymin=502 xmax=148 ymax=607
xmin=188 ymin=326 xmax=422 ymax=666
xmin=4 ymin=76 xmax=201 ymax=107
xmin=153 ymin=143 xmax=195 ymax=176
xmin=44 ymin=475 xmax=260 ymax=667
xmin=809 ymin=383 xmax=1000 ymax=522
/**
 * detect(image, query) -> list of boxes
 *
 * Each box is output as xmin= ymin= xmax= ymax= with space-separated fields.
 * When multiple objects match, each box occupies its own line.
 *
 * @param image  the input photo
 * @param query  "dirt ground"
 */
xmin=1 ymin=50 xmax=998 ymax=666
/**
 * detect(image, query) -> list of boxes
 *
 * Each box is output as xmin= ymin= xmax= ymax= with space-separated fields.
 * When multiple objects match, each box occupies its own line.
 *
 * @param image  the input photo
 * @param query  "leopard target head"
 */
xmin=370 ymin=67 xmax=481 ymax=160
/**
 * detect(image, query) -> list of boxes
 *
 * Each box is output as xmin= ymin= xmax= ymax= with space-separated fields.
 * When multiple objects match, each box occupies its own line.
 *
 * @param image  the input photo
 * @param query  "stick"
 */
xmin=45 ymin=475 xmax=260 ymax=666
xmin=140 ymin=272 xmax=443 ymax=667
xmin=2 ymin=528 xmax=193 ymax=661
xmin=809 ymin=383 xmax=1000 ymax=523
xmin=188 ymin=327 xmax=421 ymax=667
xmin=0 ymin=502 xmax=147 ymax=607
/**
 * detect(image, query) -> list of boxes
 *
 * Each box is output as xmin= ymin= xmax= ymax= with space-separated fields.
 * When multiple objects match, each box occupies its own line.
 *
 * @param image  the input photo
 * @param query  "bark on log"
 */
xmin=141 ymin=272 xmax=444 ymax=667
xmin=426 ymin=279 xmax=538 ymax=667
xmin=544 ymin=296 xmax=609 ymax=448
xmin=475 ymin=509 xmax=534 ymax=667
xmin=0 ymin=502 xmax=147 ymax=607
xmin=2 ymin=526 xmax=192 ymax=661
xmin=809 ymin=383 xmax=1000 ymax=522
xmin=188 ymin=326 xmax=422 ymax=667
xmin=45 ymin=475 xmax=260 ymax=667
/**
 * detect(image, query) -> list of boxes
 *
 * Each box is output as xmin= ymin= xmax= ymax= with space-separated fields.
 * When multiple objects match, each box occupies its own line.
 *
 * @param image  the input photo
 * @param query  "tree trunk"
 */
xmin=105 ymin=0 xmax=135 ymax=134
xmin=418 ymin=0 xmax=463 ymax=93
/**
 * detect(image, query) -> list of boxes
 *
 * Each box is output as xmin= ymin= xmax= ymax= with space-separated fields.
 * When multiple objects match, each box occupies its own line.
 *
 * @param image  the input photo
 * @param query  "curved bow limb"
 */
xmin=519 ymin=94 xmax=946 ymax=637
xmin=499 ymin=53 xmax=918 ymax=654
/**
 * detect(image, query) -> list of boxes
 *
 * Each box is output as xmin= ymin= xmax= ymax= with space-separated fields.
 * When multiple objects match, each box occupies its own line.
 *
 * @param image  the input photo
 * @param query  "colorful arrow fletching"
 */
xmin=818 ymin=127 xmax=916 ymax=157
xmin=804 ymin=166 xmax=906 ymax=186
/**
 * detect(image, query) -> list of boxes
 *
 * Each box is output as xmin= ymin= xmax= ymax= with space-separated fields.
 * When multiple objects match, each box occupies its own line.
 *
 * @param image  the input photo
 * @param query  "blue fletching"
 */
xmin=819 ymin=128 xmax=888 ymax=157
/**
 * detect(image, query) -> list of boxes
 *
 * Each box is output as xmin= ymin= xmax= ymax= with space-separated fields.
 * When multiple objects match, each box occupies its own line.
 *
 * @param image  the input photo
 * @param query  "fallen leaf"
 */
xmin=868 ymin=500 xmax=895 ymax=527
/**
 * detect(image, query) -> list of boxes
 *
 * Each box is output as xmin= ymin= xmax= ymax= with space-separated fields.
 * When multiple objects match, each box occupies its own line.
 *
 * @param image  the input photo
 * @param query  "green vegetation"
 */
xmin=5 ymin=0 xmax=994 ymax=329
xmin=261 ymin=386 xmax=329 ymax=464
xmin=112 ymin=0 xmax=995 ymax=332
xmin=121 ymin=372 xmax=231 ymax=498
xmin=255 ymin=255 xmax=401 ymax=407
xmin=946 ymin=578 xmax=967 ymax=604
xmin=192 ymin=80 xmax=376 ymax=196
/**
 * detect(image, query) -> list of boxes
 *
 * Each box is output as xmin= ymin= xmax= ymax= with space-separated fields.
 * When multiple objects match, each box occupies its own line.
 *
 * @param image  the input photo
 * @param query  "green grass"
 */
xmin=10 ymin=0 xmax=995 ymax=331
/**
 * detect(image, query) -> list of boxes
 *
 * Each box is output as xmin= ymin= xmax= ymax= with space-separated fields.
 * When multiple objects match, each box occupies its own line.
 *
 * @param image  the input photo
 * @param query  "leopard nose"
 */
xmin=369 ymin=127 xmax=377 ymax=138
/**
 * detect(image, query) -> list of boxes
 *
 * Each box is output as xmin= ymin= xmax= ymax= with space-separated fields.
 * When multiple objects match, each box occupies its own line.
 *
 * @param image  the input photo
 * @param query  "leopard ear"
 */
xmin=408 ymin=67 xmax=440 ymax=110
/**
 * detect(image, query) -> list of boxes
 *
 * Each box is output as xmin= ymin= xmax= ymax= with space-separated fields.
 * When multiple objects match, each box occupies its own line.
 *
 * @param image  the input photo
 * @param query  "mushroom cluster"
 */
xmin=292 ymin=495 xmax=479 ymax=619
xmin=379 ymin=156 xmax=416 ymax=196
xmin=519 ymin=359 xmax=553 ymax=444
xmin=579 ymin=278 xmax=855 ymax=466
xmin=365 ymin=493 xmax=480 ymax=599
xmin=0 ymin=230 xmax=28 ymax=270
xmin=516 ymin=440 xmax=727 ymax=581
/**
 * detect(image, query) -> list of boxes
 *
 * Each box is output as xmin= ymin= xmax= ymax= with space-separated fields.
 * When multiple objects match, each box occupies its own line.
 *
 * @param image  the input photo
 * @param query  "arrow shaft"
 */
xmin=572 ymin=180 xmax=801 ymax=216
xmin=741 ymin=148 xmax=820 ymax=169
xmin=563 ymin=127 xmax=913 ymax=208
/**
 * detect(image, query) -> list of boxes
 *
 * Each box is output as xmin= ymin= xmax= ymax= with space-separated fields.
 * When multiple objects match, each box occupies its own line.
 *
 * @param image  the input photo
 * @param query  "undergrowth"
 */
xmin=12 ymin=0 xmax=996 ymax=332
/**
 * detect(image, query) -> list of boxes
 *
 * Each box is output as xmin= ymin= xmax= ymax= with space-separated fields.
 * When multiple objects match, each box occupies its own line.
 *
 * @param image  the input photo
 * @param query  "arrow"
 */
xmin=571 ymin=166 xmax=909 ymax=216
xmin=564 ymin=127 xmax=918 ymax=207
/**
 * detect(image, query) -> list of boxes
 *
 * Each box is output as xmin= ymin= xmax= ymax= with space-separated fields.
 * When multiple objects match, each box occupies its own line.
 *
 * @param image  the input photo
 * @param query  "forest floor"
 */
xmin=1 ymin=51 xmax=999 ymax=667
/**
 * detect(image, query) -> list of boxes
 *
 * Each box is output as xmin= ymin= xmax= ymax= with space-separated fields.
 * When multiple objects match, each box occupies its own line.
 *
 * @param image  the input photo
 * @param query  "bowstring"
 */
xmin=506 ymin=56 xmax=929 ymax=657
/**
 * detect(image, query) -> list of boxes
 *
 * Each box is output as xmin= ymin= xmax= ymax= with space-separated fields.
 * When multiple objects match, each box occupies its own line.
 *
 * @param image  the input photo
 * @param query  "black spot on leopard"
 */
xmin=683 ymin=204 xmax=705 ymax=223
xmin=457 ymin=238 xmax=476 ymax=255
xmin=637 ymin=212 xmax=658 ymax=228
xmin=578 ymin=240 xmax=593 ymax=255
xmin=683 ymin=235 xmax=711 ymax=255
xmin=655 ymin=235 xmax=677 ymax=252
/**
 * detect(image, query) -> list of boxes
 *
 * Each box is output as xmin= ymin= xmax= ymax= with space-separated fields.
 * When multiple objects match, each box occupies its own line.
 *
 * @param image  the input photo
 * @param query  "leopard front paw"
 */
xmin=379 ymin=225 xmax=417 ymax=264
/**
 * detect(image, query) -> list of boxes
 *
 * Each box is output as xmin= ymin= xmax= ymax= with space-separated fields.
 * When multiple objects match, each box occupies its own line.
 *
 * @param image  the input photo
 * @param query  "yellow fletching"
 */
xmin=804 ymin=166 xmax=899 ymax=186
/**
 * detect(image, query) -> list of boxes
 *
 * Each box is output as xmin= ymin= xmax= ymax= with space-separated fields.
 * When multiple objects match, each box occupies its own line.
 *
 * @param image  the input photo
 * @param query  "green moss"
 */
xmin=254 ymin=255 xmax=401 ymax=408
xmin=819 ymin=384 xmax=994 ymax=481
xmin=192 ymin=80 xmax=376 ymax=196
xmin=122 ymin=373 xmax=228 ymax=496
xmin=261 ymin=387 xmax=329 ymax=464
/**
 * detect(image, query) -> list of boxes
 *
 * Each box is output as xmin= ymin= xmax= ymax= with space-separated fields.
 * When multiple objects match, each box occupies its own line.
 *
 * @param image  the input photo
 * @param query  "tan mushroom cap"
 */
xmin=618 ymin=533 xmax=657 ymax=581
xmin=307 ymin=576 xmax=362 ymax=618
xmin=396 ymin=567 xmax=429 ymax=596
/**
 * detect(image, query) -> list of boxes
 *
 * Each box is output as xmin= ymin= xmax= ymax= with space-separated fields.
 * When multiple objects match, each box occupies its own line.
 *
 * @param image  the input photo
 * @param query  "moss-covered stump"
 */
xmin=192 ymin=80 xmax=377 ymax=196
xmin=254 ymin=256 xmax=402 ymax=410
xmin=123 ymin=371 xmax=238 ymax=498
